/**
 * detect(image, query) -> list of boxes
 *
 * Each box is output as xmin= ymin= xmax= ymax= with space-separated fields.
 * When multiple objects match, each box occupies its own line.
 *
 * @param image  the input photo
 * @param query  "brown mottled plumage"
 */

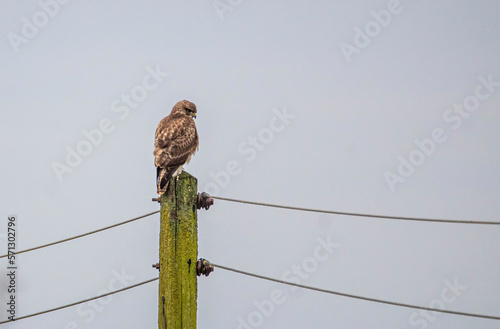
xmin=154 ymin=100 xmax=199 ymax=195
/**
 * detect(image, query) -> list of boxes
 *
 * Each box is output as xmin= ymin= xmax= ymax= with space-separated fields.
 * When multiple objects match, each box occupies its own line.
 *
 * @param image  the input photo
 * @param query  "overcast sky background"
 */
xmin=1 ymin=0 xmax=499 ymax=328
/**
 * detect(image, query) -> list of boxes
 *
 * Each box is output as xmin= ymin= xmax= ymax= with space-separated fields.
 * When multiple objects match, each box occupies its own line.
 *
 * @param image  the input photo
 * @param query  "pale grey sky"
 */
xmin=1 ymin=1 xmax=499 ymax=328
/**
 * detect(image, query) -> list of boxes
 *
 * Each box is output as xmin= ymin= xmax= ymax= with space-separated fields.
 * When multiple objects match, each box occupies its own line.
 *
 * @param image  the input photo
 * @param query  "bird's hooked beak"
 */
xmin=193 ymin=112 xmax=197 ymax=119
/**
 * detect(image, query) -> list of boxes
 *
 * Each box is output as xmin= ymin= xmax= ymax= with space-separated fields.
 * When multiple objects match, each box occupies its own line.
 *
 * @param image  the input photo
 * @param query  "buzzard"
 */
xmin=154 ymin=100 xmax=199 ymax=195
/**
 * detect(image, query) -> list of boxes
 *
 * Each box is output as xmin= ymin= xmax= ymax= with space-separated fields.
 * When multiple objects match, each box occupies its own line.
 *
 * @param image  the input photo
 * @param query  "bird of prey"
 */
xmin=154 ymin=100 xmax=199 ymax=195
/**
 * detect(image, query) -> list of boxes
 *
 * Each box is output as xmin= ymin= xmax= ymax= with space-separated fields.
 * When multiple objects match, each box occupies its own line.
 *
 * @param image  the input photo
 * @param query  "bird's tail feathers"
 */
xmin=157 ymin=167 xmax=171 ymax=195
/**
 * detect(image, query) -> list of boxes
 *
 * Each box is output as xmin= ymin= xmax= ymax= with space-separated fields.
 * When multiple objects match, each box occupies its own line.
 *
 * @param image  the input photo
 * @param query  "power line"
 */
xmin=211 ymin=196 xmax=500 ymax=225
xmin=0 ymin=211 xmax=159 ymax=259
xmin=0 ymin=277 xmax=159 ymax=324
xmin=3 ymin=263 xmax=499 ymax=324
xmin=4 ymin=193 xmax=497 ymax=261
xmin=212 ymin=263 xmax=500 ymax=321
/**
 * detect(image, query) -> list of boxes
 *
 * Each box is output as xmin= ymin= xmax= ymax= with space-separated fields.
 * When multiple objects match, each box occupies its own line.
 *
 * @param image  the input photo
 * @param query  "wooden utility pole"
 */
xmin=158 ymin=171 xmax=198 ymax=329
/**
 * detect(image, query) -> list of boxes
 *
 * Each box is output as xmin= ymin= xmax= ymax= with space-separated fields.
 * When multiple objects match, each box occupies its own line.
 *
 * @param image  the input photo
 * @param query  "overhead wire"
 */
xmin=6 ymin=263 xmax=499 ymax=324
xmin=212 ymin=263 xmax=500 ymax=321
xmin=2 ymin=196 xmax=498 ymax=323
xmin=211 ymin=196 xmax=500 ymax=225
xmin=0 ymin=277 xmax=159 ymax=324
xmin=3 ymin=194 xmax=499 ymax=260
xmin=0 ymin=210 xmax=159 ymax=259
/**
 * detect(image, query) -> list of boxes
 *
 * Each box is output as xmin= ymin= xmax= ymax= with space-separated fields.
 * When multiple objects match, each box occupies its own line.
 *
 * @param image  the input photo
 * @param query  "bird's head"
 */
xmin=172 ymin=100 xmax=197 ymax=119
